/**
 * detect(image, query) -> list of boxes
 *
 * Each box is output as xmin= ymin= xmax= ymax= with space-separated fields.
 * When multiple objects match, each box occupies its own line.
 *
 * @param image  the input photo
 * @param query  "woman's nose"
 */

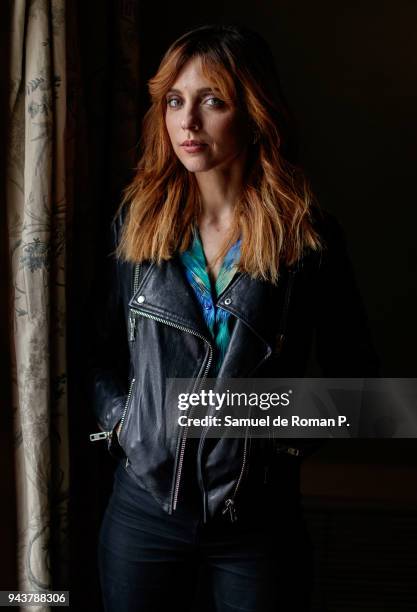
xmin=181 ymin=108 xmax=201 ymax=131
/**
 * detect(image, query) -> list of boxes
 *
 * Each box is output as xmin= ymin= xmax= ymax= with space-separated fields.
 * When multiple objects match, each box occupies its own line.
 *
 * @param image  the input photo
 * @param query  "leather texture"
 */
xmin=85 ymin=208 xmax=380 ymax=521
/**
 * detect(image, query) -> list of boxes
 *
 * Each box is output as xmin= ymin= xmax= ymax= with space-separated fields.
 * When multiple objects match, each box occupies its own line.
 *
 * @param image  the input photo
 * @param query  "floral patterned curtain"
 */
xmin=5 ymin=0 xmax=141 ymax=608
xmin=6 ymin=0 xmax=69 ymax=606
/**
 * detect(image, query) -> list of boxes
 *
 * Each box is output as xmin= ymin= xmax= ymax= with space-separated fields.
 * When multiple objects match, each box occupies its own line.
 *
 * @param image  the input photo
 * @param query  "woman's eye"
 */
xmin=204 ymin=97 xmax=224 ymax=107
xmin=167 ymin=97 xmax=182 ymax=108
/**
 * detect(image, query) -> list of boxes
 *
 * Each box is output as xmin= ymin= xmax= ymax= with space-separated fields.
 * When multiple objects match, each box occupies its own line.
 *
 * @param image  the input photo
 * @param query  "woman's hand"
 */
xmin=114 ymin=419 xmax=122 ymax=441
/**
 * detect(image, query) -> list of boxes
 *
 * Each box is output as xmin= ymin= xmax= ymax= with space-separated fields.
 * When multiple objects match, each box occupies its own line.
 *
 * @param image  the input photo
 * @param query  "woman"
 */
xmin=87 ymin=24 xmax=379 ymax=612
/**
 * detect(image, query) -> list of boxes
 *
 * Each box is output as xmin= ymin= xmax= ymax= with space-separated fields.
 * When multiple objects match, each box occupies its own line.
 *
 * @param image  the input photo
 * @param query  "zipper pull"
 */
xmin=222 ymin=498 xmax=238 ymax=522
xmin=89 ymin=431 xmax=111 ymax=442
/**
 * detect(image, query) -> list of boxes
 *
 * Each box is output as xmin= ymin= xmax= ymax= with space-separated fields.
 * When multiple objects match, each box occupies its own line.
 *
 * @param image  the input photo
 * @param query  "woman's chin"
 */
xmin=180 ymin=159 xmax=214 ymax=173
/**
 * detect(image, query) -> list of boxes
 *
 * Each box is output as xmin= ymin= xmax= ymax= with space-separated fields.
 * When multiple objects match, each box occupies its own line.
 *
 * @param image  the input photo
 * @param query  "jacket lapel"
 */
xmin=129 ymin=257 xmax=289 ymax=377
xmin=215 ymin=273 xmax=285 ymax=377
xmin=128 ymin=255 xmax=211 ymax=339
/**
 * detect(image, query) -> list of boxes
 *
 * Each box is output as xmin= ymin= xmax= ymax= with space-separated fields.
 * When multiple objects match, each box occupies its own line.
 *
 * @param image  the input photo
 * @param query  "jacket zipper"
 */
xmin=219 ymin=273 xmax=295 ymax=522
xmin=128 ymin=305 xmax=213 ymax=513
xmin=173 ymin=346 xmax=212 ymax=512
xmin=89 ymin=377 xmax=136 ymax=446
xmin=221 ymin=268 xmax=296 ymax=519
xmin=117 ymin=377 xmax=136 ymax=441
xmin=128 ymin=263 xmax=141 ymax=341
xmin=222 ymin=433 xmax=249 ymax=522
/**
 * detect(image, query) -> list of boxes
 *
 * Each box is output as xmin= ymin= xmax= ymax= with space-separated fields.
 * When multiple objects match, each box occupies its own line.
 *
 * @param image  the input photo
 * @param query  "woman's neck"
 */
xmin=194 ymin=153 xmax=246 ymax=223
xmin=193 ymin=158 xmax=245 ymax=280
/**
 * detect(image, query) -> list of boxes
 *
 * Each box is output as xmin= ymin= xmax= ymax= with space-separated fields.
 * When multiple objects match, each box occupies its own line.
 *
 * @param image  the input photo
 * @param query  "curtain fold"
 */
xmin=6 ymin=0 xmax=69 ymax=607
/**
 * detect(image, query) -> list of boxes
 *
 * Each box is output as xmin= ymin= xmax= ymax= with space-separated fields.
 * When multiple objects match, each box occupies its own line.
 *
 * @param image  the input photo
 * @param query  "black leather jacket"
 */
xmin=85 ymin=209 xmax=379 ymax=522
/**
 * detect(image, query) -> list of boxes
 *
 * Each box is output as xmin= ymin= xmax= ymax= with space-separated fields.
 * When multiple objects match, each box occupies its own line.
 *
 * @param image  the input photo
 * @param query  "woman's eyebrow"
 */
xmin=166 ymin=87 xmax=218 ymax=96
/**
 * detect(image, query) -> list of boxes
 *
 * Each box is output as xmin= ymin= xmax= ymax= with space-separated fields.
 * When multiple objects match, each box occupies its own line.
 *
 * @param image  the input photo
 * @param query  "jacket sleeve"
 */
xmin=83 ymin=217 xmax=131 ymax=433
xmin=276 ymin=215 xmax=381 ymax=461
xmin=314 ymin=213 xmax=381 ymax=377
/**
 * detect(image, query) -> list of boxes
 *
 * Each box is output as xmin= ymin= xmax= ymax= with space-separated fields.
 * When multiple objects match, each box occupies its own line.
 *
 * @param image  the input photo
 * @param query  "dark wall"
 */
xmin=137 ymin=0 xmax=417 ymax=378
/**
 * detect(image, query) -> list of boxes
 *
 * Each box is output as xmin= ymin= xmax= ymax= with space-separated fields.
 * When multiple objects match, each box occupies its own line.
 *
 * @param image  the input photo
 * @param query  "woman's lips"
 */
xmin=180 ymin=143 xmax=208 ymax=153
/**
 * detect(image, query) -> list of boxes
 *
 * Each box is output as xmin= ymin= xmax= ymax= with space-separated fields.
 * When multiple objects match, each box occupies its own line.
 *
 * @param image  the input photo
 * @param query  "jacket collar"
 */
xmin=128 ymin=255 xmax=288 ymax=362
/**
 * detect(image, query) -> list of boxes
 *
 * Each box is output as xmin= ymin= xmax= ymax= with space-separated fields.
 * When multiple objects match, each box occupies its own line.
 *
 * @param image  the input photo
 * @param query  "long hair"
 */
xmin=115 ymin=24 xmax=322 ymax=283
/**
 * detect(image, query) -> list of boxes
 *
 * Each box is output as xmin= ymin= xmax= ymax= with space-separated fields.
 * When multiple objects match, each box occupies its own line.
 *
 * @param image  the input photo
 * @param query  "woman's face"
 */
xmin=164 ymin=56 xmax=249 ymax=174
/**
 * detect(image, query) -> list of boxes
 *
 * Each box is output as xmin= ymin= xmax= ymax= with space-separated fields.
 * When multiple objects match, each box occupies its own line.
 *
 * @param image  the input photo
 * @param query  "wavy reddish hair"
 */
xmin=115 ymin=24 xmax=322 ymax=282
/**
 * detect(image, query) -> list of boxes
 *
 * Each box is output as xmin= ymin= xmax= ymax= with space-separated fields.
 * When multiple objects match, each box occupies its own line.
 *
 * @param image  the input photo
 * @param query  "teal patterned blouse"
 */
xmin=180 ymin=228 xmax=241 ymax=376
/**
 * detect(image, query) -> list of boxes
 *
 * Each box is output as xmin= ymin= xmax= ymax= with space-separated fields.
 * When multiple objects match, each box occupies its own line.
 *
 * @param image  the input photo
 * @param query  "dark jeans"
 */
xmin=98 ymin=461 xmax=313 ymax=612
